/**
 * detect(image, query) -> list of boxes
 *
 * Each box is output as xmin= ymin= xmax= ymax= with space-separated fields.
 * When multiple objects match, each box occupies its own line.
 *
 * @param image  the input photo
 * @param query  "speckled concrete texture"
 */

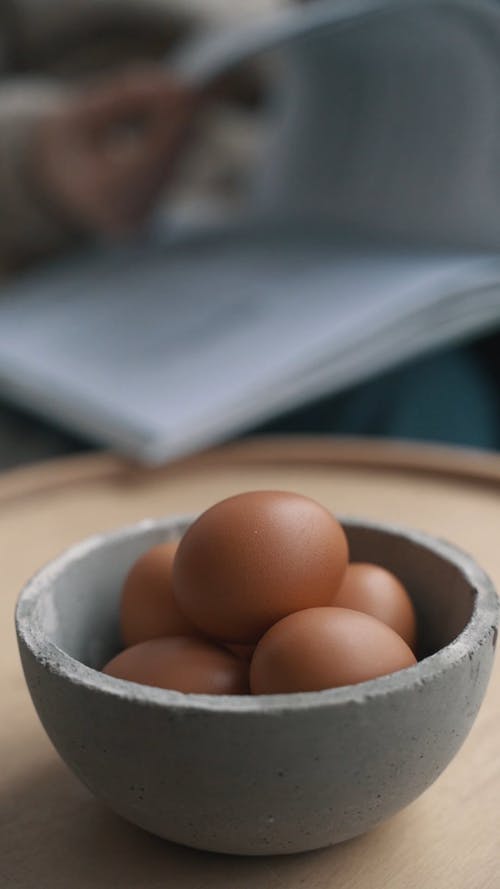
xmin=16 ymin=517 xmax=499 ymax=855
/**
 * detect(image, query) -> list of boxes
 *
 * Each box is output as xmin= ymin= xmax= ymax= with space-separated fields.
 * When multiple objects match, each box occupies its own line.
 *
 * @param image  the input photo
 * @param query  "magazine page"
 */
xmin=172 ymin=0 xmax=500 ymax=251
xmin=0 ymin=228 xmax=498 ymax=462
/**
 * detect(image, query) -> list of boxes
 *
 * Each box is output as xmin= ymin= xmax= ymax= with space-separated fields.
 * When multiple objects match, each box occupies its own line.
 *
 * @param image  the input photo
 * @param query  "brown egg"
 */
xmin=173 ymin=491 xmax=349 ymax=644
xmin=103 ymin=636 xmax=249 ymax=694
xmin=120 ymin=542 xmax=197 ymax=648
xmin=250 ymin=607 xmax=417 ymax=694
xmin=225 ymin=644 xmax=256 ymax=661
xmin=333 ymin=563 xmax=417 ymax=650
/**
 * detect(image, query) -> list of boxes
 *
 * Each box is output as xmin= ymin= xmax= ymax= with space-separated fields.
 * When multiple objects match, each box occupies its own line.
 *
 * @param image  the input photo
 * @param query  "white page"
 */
xmin=0 ymin=229 xmax=499 ymax=462
xmin=169 ymin=0 xmax=429 ymax=87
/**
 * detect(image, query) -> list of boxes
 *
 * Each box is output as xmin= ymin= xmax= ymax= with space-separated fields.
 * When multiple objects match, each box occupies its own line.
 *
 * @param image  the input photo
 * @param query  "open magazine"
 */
xmin=1 ymin=0 xmax=500 ymax=464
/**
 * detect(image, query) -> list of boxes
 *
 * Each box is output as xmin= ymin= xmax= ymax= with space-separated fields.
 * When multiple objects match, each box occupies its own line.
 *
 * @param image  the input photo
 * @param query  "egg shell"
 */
xmin=250 ymin=607 xmax=417 ymax=694
xmin=333 ymin=562 xmax=418 ymax=650
xmin=120 ymin=542 xmax=196 ymax=648
xmin=103 ymin=636 xmax=250 ymax=695
xmin=173 ymin=491 xmax=349 ymax=644
xmin=225 ymin=644 xmax=256 ymax=661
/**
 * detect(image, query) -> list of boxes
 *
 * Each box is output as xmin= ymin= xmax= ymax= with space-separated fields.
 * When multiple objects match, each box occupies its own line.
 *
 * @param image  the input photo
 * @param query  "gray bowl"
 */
xmin=16 ymin=516 xmax=499 ymax=856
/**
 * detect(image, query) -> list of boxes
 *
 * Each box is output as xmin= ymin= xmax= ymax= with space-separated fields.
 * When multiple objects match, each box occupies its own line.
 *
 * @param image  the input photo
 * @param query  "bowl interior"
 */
xmin=25 ymin=518 xmax=476 ymax=673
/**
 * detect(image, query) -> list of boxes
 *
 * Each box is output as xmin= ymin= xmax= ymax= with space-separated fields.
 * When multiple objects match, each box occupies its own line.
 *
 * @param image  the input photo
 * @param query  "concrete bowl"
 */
xmin=16 ymin=516 xmax=499 ymax=855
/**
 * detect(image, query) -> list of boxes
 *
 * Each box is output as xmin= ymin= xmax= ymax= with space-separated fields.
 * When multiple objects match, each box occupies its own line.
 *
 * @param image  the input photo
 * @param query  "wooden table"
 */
xmin=2 ymin=437 xmax=499 ymax=889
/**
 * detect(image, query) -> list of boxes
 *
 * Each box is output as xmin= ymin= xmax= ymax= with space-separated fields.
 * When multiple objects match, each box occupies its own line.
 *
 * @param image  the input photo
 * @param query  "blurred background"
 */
xmin=0 ymin=0 xmax=498 ymax=469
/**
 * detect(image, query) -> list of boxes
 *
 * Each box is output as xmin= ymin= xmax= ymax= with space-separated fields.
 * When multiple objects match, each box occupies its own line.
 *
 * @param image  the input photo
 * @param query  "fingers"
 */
xmin=35 ymin=68 xmax=200 ymax=237
xmin=92 ymin=104 xmax=192 ymax=233
xmin=101 ymin=90 xmax=192 ymax=174
xmin=73 ymin=66 xmax=196 ymax=196
xmin=71 ymin=68 xmax=196 ymax=135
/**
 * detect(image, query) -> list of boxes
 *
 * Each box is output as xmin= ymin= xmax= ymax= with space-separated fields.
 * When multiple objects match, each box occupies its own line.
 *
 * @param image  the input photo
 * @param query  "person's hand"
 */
xmin=34 ymin=68 xmax=196 ymax=236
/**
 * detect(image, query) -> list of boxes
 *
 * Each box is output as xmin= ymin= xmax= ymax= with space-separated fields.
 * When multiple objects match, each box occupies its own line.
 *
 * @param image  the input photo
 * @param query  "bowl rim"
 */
xmin=15 ymin=514 xmax=499 ymax=715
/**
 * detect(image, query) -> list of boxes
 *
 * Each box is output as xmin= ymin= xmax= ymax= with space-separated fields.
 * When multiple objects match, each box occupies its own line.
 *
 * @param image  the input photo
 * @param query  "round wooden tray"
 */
xmin=2 ymin=436 xmax=499 ymax=889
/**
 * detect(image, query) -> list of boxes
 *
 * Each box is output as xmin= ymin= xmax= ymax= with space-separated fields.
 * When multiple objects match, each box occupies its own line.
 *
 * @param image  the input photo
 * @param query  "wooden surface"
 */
xmin=2 ymin=436 xmax=499 ymax=889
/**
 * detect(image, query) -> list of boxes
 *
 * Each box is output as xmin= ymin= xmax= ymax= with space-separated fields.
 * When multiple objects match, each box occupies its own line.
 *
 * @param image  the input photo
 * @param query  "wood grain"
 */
xmin=1 ymin=437 xmax=499 ymax=889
